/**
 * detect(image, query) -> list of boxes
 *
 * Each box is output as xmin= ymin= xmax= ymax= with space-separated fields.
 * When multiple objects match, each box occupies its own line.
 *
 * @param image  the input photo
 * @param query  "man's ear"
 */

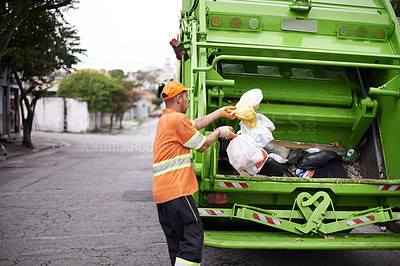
xmin=176 ymin=94 xmax=182 ymax=103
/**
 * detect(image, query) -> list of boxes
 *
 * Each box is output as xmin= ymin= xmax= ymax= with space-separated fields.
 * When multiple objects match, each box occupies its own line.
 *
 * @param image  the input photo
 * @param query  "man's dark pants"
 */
xmin=157 ymin=195 xmax=204 ymax=265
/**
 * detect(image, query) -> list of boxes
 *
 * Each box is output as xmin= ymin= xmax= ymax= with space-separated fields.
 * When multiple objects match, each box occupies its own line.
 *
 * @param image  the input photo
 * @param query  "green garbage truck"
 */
xmin=174 ymin=0 xmax=400 ymax=249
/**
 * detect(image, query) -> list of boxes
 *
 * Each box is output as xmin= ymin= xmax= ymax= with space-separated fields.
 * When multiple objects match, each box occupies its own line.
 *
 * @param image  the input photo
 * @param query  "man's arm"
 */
xmin=192 ymin=109 xmax=220 ymax=130
xmin=196 ymin=129 xmax=220 ymax=153
xmin=196 ymin=126 xmax=236 ymax=153
xmin=192 ymin=106 xmax=236 ymax=130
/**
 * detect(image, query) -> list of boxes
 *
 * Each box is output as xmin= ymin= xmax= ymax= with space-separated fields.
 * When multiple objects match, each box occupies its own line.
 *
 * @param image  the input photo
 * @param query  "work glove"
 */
xmin=217 ymin=126 xmax=237 ymax=140
xmin=220 ymin=106 xmax=237 ymax=120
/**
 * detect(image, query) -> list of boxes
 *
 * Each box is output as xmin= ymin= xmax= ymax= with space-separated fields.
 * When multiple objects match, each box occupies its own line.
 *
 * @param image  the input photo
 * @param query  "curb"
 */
xmin=0 ymin=141 xmax=69 ymax=162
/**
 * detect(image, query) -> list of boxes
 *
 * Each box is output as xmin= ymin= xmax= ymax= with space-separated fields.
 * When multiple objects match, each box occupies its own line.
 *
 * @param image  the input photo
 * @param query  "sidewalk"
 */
xmin=0 ymin=135 xmax=65 ymax=161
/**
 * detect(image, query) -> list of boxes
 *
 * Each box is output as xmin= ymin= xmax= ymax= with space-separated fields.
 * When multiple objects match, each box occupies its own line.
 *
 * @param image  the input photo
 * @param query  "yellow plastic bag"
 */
xmin=235 ymin=105 xmax=258 ymax=128
xmin=234 ymin=89 xmax=263 ymax=128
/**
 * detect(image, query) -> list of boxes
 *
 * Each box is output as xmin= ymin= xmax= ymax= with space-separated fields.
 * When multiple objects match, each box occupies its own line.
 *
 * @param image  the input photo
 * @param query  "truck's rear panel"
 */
xmin=178 ymin=0 xmax=400 ymax=249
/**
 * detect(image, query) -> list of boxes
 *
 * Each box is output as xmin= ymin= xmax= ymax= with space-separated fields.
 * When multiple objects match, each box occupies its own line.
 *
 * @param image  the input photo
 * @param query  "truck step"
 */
xmin=204 ymin=231 xmax=400 ymax=249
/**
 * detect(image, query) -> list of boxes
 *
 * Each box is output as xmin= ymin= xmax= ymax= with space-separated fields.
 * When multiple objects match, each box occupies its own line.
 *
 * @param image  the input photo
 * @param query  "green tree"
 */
xmin=151 ymin=97 xmax=163 ymax=107
xmin=110 ymin=86 xmax=130 ymax=130
xmin=57 ymin=70 xmax=126 ymax=131
xmin=2 ymin=6 xmax=84 ymax=149
xmin=108 ymin=69 xmax=126 ymax=80
xmin=0 ymin=0 xmax=76 ymax=63
xmin=108 ymin=71 xmax=144 ymax=129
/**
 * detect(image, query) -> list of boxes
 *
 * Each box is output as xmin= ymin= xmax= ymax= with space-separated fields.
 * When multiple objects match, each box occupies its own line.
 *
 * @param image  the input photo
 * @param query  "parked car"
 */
xmin=149 ymin=109 xmax=163 ymax=117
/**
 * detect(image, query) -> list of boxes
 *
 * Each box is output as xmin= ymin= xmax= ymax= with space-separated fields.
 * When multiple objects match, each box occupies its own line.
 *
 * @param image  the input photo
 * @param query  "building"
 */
xmin=0 ymin=66 xmax=21 ymax=139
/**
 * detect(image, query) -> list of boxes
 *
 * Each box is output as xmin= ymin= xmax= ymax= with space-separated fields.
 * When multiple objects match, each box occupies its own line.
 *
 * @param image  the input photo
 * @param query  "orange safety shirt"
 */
xmin=152 ymin=109 xmax=206 ymax=204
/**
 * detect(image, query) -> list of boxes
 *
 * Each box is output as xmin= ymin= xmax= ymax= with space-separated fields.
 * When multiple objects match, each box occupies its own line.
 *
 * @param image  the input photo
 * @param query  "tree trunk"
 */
xmin=109 ymin=113 xmax=114 ymax=132
xmin=14 ymin=71 xmax=34 ymax=149
xmin=22 ymin=110 xmax=34 ymax=149
xmin=94 ymin=112 xmax=99 ymax=132
xmin=119 ymin=115 xmax=123 ymax=129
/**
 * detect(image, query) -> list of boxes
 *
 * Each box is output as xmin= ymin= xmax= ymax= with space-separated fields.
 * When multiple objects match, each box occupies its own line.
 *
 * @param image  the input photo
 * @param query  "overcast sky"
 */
xmin=64 ymin=0 xmax=182 ymax=73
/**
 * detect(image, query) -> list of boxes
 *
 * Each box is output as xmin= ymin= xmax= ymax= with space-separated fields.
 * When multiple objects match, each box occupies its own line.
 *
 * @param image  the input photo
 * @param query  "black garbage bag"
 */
xmin=218 ymin=138 xmax=232 ymax=161
xmin=296 ymin=150 xmax=341 ymax=170
xmin=313 ymin=159 xmax=348 ymax=179
xmin=286 ymin=149 xmax=305 ymax=165
xmin=259 ymin=158 xmax=288 ymax=176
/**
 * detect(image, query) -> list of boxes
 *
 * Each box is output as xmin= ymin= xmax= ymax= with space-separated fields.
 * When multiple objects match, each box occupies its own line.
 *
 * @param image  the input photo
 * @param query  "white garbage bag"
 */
xmin=227 ymin=134 xmax=268 ymax=175
xmin=239 ymin=114 xmax=275 ymax=148
xmin=258 ymin=113 xmax=275 ymax=132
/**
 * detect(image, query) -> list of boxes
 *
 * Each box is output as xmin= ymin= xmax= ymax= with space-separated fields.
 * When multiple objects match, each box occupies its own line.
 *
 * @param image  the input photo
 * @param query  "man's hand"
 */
xmin=220 ymin=106 xmax=237 ymax=120
xmin=217 ymin=126 xmax=237 ymax=140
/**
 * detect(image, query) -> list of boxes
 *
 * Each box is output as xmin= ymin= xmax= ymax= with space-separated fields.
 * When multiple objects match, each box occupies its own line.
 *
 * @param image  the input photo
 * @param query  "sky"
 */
xmin=64 ymin=0 xmax=182 ymax=73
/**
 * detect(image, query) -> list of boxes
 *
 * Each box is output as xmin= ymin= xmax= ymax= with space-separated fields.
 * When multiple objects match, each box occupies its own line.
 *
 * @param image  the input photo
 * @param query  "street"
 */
xmin=1 ymin=119 xmax=400 ymax=265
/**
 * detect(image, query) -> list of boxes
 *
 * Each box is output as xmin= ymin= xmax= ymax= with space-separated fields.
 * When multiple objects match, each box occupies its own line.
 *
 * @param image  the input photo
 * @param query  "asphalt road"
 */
xmin=0 ymin=119 xmax=400 ymax=265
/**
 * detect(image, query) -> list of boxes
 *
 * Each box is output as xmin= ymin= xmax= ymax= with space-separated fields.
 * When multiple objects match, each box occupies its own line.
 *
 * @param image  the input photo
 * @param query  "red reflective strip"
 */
xmin=353 ymin=218 xmax=364 ymax=224
xmin=367 ymin=215 xmax=375 ymax=221
xmin=241 ymin=183 xmax=249 ymax=189
xmin=266 ymin=216 xmax=274 ymax=225
xmin=252 ymin=213 xmax=280 ymax=226
xmin=206 ymin=210 xmax=216 ymax=215
xmin=253 ymin=213 xmax=260 ymax=220
xmin=395 ymin=186 xmax=400 ymax=191
xmin=199 ymin=209 xmax=224 ymax=216
xmin=219 ymin=182 xmax=249 ymax=189
xmin=380 ymin=185 xmax=391 ymax=191
xmin=224 ymin=182 xmax=235 ymax=188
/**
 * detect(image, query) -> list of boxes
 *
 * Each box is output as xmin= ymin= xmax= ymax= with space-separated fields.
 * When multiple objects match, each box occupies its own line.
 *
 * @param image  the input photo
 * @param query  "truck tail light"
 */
xmin=374 ymin=28 xmax=385 ymax=39
xmin=208 ymin=192 xmax=228 ymax=204
xmin=337 ymin=23 xmax=387 ymax=41
xmin=230 ymin=17 xmax=241 ymax=28
xmin=211 ymin=16 xmax=222 ymax=27
xmin=248 ymin=18 xmax=260 ymax=30
xmin=356 ymin=26 xmax=367 ymax=37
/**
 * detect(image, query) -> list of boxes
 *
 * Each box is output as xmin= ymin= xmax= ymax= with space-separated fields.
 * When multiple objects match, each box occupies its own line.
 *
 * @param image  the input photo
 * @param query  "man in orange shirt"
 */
xmin=153 ymin=81 xmax=236 ymax=266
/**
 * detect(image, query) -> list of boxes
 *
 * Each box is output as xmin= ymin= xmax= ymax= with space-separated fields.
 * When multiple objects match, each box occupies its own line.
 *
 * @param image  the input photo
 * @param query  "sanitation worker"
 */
xmin=153 ymin=81 xmax=237 ymax=266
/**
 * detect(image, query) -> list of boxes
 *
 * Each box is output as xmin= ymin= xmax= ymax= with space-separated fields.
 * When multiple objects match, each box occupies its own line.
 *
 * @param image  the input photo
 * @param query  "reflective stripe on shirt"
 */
xmin=153 ymin=153 xmax=191 ymax=177
xmin=183 ymin=131 xmax=206 ymax=150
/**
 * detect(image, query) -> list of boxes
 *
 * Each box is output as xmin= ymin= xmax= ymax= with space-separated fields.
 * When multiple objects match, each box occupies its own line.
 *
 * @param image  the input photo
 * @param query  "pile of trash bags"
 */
xmin=225 ymin=89 xmax=273 ymax=175
xmin=221 ymin=88 xmax=357 ymax=178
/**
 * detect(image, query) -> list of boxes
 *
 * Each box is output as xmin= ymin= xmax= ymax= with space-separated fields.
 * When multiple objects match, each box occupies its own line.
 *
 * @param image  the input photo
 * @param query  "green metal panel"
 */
xmin=204 ymin=231 xmax=400 ymax=249
xmin=220 ymin=77 xmax=353 ymax=107
xmin=369 ymin=68 xmax=400 ymax=179
xmin=313 ymin=0 xmax=382 ymax=8
xmin=199 ymin=202 xmax=399 ymax=237
xmin=200 ymin=191 xmax=384 ymax=208
xmin=213 ymin=176 xmax=400 ymax=196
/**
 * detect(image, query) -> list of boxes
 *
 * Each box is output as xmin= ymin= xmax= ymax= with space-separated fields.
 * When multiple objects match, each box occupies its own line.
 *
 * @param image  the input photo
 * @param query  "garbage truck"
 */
xmin=173 ymin=0 xmax=400 ymax=249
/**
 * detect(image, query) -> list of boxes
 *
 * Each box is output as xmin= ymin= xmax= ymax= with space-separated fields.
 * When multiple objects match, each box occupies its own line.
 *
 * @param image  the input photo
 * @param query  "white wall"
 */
xmin=135 ymin=99 xmax=149 ymax=119
xmin=34 ymin=97 xmax=64 ymax=132
xmin=66 ymin=98 xmax=89 ymax=132
xmin=33 ymin=97 xmax=90 ymax=133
